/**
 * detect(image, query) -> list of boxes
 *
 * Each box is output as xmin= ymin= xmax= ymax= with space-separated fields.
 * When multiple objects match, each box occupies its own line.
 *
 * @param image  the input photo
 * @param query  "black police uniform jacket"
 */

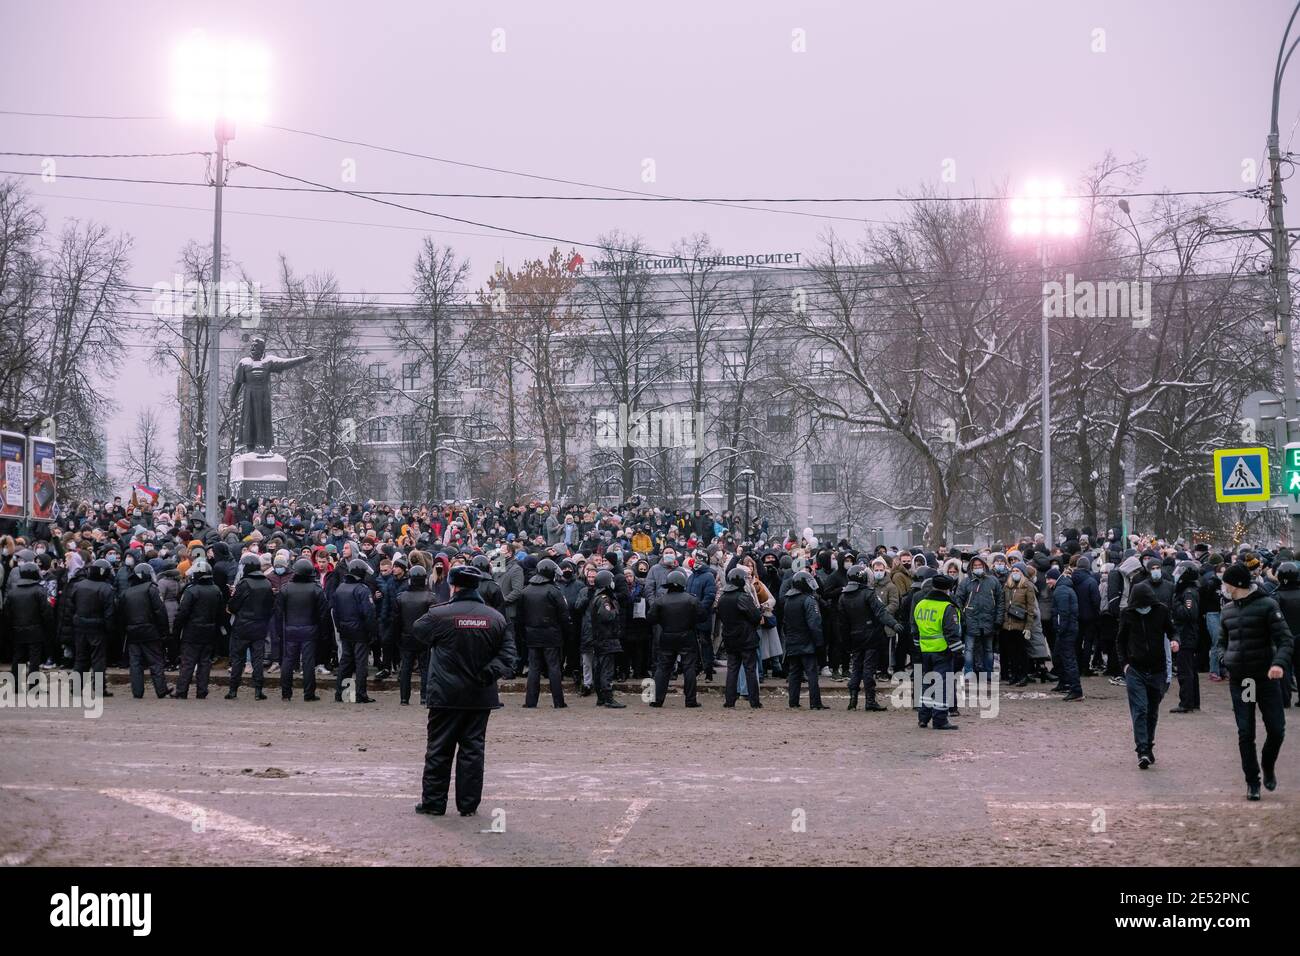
xmin=331 ymin=575 xmax=378 ymax=645
xmin=518 ymin=577 xmax=569 ymax=649
xmin=413 ymin=591 xmax=516 ymax=709
xmin=782 ymin=587 xmax=824 ymax=656
xmin=61 ymin=574 xmax=117 ymax=642
xmin=395 ymin=582 xmax=438 ymax=651
xmin=716 ymin=585 xmax=762 ymax=653
xmin=837 ymin=581 xmax=901 ymax=652
xmin=120 ymin=579 xmax=170 ymax=643
xmin=585 ymin=588 xmax=622 ymax=655
xmin=174 ymin=576 xmax=225 ymax=644
xmin=277 ymin=573 xmax=330 ymax=644
xmin=5 ymin=577 xmax=53 ymax=645
xmin=229 ymin=569 xmax=276 ymax=642
xmin=646 ymin=588 xmax=700 ymax=652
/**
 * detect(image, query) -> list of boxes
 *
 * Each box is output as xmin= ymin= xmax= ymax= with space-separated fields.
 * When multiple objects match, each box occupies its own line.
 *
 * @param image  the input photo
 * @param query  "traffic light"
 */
xmin=1285 ymin=442 xmax=1300 ymax=498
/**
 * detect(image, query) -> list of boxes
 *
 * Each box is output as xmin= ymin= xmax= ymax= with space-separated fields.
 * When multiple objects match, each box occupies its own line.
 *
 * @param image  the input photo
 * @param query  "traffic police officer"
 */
xmin=412 ymin=565 xmax=515 ymax=816
xmin=912 ymin=573 xmax=963 ymax=729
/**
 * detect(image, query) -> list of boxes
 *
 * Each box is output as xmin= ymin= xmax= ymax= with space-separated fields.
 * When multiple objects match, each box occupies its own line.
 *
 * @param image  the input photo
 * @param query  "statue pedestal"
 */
xmin=230 ymin=452 xmax=288 ymax=501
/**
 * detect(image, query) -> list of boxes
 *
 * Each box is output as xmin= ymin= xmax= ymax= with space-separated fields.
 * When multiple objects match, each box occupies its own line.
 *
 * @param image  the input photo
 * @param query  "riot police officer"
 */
xmin=520 ymin=558 xmax=569 ymax=708
xmin=174 ymin=559 xmax=225 ymax=699
xmin=648 ymin=569 xmax=702 ymax=707
xmin=278 ymin=558 xmax=329 ymax=701
xmin=783 ymin=570 xmax=825 ymax=709
xmin=63 ymin=558 xmax=117 ymax=697
xmin=227 ymin=552 xmax=275 ymax=700
xmin=119 ymin=561 xmax=173 ymax=699
xmin=589 ymin=569 xmax=626 ymax=708
xmin=840 ymin=564 xmax=901 ymax=711
xmin=333 ymin=558 xmax=378 ymax=703
xmin=5 ymin=561 xmax=52 ymax=682
xmin=395 ymin=564 xmax=438 ymax=705
xmin=412 ymin=565 xmax=515 ymax=816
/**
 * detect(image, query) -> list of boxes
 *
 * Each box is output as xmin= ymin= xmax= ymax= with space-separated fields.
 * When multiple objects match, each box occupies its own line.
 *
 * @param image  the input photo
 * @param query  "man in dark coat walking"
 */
xmin=413 ymin=565 xmax=515 ymax=816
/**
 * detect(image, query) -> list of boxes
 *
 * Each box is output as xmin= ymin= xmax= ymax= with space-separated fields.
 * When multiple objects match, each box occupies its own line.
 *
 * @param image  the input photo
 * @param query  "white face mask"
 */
xmin=873 ymin=570 xmax=886 ymax=581
xmin=1135 ymin=606 xmax=1151 ymax=615
xmin=994 ymin=563 xmax=1005 ymax=571
xmin=1011 ymin=572 xmax=1023 ymax=583
xmin=973 ymin=568 xmax=985 ymax=577
xmin=1149 ymin=569 xmax=1162 ymax=581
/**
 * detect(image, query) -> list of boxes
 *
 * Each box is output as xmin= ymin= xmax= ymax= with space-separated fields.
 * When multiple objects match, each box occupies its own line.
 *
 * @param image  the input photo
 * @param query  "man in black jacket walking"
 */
xmin=226 ymin=553 xmax=275 ymax=700
xmin=413 ymin=565 xmax=515 ymax=816
xmin=1117 ymin=582 xmax=1178 ymax=769
xmin=1218 ymin=563 xmax=1294 ymax=800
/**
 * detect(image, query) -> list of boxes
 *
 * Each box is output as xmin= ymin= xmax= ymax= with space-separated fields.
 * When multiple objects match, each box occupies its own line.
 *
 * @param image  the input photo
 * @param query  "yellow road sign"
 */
xmin=1213 ymin=447 xmax=1270 ymax=503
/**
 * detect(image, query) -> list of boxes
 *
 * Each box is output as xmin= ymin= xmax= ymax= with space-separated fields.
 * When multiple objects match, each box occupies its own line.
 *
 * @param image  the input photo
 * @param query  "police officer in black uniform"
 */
xmin=473 ymin=553 xmax=505 ymax=612
xmin=333 ymin=558 xmax=378 ymax=703
xmin=783 ymin=570 xmax=825 ymax=709
xmin=589 ymin=569 xmax=626 ymax=708
xmin=119 ymin=561 xmax=173 ymax=698
xmin=174 ymin=559 xmax=225 ymax=699
xmin=227 ymin=553 xmax=275 ymax=700
xmin=648 ymin=568 xmax=703 ymax=708
xmin=5 ymin=561 xmax=52 ymax=681
xmin=278 ymin=558 xmax=329 ymax=701
xmin=840 ymin=564 xmax=901 ymax=711
xmin=395 ymin=564 xmax=438 ymax=705
xmin=520 ymin=558 xmax=569 ymax=708
xmin=412 ymin=565 xmax=515 ymax=816
xmin=63 ymin=558 xmax=118 ymax=697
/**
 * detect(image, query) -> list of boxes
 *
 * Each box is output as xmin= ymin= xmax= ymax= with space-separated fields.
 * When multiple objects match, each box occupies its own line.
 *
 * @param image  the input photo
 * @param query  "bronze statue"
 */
xmin=231 ymin=337 xmax=312 ymax=454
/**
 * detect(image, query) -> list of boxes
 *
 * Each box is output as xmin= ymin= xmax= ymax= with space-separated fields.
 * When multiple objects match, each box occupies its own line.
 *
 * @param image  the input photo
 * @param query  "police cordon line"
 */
xmin=0 ymin=499 xmax=1293 ymax=809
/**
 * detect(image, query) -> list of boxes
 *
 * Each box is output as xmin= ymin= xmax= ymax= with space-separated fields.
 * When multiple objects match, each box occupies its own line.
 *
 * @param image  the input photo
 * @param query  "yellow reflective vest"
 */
xmin=913 ymin=596 xmax=958 ymax=653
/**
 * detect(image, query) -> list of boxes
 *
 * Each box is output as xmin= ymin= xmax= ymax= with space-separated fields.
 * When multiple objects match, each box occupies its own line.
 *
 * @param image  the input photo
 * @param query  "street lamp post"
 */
xmin=172 ymin=32 xmax=269 ymax=527
xmin=738 ymin=468 xmax=755 ymax=538
xmin=1009 ymin=181 xmax=1081 ymax=548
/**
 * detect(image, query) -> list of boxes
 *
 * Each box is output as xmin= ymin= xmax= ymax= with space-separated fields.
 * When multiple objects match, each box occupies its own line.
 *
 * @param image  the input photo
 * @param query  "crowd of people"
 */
xmin=0 ymin=495 xmax=1294 ymax=799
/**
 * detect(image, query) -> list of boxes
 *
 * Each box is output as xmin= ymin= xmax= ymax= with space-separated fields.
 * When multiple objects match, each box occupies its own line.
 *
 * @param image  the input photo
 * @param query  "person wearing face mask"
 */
xmin=955 ymin=556 xmax=1005 ymax=688
xmin=869 ymin=557 xmax=901 ymax=679
xmin=1116 ymin=581 xmax=1178 ymax=769
xmin=1047 ymin=567 xmax=1083 ymax=700
xmin=1217 ymin=562 xmax=1294 ymax=800
xmin=1140 ymin=556 xmax=1174 ymax=608
xmin=1001 ymin=562 xmax=1036 ymax=686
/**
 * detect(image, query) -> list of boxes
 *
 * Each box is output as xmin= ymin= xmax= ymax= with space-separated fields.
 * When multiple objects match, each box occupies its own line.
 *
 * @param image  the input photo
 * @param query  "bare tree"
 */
xmin=118 ymin=406 xmax=168 ymax=490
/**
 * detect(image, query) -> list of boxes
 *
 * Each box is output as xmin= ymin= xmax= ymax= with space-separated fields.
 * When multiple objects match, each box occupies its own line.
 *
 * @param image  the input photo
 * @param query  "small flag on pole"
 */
xmin=133 ymin=483 xmax=160 ymax=504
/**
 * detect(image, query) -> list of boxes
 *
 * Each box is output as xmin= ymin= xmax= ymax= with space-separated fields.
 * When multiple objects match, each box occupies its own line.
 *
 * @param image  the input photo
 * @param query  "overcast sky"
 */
xmin=1 ymin=0 xmax=1289 ymax=490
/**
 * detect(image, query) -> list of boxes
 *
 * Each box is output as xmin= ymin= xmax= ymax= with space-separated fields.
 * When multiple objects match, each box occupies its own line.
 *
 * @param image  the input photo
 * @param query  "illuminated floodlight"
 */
xmin=171 ymin=31 xmax=270 ymax=126
xmin=1008 ymin=179 xmax=1080 ymax=237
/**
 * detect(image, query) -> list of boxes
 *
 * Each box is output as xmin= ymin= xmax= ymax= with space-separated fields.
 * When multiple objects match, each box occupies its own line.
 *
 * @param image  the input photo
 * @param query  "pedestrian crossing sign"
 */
xmin=1213 ymin=447 xmax=1270 ymax=503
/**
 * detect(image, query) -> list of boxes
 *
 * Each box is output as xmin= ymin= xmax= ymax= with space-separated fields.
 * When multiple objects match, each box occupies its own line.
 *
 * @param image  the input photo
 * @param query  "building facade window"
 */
xmin=368 ymin=362 xmax=387 ymax=390
xmin=766 ymin=402 xmax=792 ymax=434
xmin=811 ymin=463 xmax=837 ymax=494
xmin=809 ymin=347 xmax=835 ymax=375
xmin=764 ymin=463 xmax=794 ymax=495
xmin=401 ymin=361 xmax=420 ymax=391
xmin=367 ymin=418 xmax=388 ymax=443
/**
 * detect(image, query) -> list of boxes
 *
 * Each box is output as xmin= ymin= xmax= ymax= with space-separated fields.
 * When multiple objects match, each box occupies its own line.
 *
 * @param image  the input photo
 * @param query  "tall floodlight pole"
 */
xmin=1271 ymin=1 xmax=1300 ymax=541
xmin=1009 ymin=180 xmax=1081 ymax=548
xmin=172 ymin=32 xmax=269 ymax=526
